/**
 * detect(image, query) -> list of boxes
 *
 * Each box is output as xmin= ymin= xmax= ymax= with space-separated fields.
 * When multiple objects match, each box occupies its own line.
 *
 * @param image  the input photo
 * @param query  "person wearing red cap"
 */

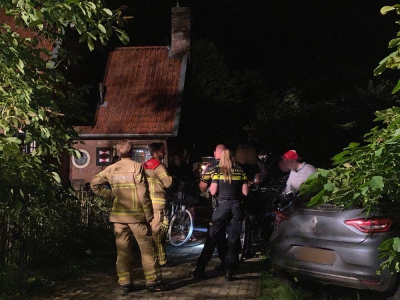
xmin=282 ymin=150 xmax=316 ymax=195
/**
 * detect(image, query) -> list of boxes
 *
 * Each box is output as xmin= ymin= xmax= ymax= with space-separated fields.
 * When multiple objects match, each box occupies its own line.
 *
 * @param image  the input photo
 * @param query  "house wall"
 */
xmin=70 ymin=139 xmax=170 ymax=184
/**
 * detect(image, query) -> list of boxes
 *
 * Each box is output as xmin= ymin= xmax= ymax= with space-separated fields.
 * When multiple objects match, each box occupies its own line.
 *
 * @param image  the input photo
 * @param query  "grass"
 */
xmin=257 ymin=251 xmax=387 ymax=300
xmin=258 ymin=271 xmax=388 ymax=300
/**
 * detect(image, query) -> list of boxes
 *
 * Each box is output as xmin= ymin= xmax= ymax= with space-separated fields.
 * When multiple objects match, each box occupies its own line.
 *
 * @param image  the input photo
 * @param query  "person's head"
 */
xmin=148 ymin=142 xmax=166 ymax=160
xmin=235 ymin=145 xmax=247 ymax=165
xmin=282 ymin=150 xmax=302 ymax=171
xmin=116 ymin=140 xmax=133 ymax=158
xmin=214 ymin=144 xmax=226 ymax=160
xmin=172 ymin=153 xmax=182 ymax=166
xmin=247 ymin=146 xmax=258 ymax=165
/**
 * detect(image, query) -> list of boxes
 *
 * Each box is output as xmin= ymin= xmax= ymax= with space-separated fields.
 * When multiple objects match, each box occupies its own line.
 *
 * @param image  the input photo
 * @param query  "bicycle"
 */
xmin=239 ymin=175 xmax=290 ymax=262
xmin=166 ymin=178 xmax=211 ymax=247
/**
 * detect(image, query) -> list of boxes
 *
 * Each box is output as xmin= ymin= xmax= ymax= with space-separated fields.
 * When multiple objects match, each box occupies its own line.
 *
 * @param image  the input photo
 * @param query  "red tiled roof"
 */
xmin=75 ymin=46 xmax=187 ymax=138
xmin=0 ymin=9 xmax=54 ymax=51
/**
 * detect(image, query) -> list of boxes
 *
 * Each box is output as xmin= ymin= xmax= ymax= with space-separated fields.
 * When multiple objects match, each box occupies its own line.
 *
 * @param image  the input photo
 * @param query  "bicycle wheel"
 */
xmin=168 ymin=208 xmax=194 ymax=247
xmin=261 ymin=213 xmax=276 ymax=248
xmin=239 ymin=218 xmax=248 ymax=262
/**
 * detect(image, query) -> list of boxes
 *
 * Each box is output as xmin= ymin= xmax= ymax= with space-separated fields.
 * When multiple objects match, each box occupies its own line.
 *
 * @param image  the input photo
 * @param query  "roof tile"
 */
xmin=76 ymin=46 xmax=185 ymax=137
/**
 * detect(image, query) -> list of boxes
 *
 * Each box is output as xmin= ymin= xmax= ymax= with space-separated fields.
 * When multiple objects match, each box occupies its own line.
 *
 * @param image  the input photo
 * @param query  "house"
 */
xmin=71 ymin=6 xmax=191 ymax=185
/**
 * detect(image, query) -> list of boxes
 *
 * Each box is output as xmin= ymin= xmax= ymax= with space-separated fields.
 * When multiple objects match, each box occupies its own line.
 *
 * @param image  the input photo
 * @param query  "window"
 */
xmin=131 ymin=148 xmax=149 ymax=163
xmin=72 ymin=149 xmax=90 ymax=169
xmin=24 ymin=141 xmax=37 ymax=154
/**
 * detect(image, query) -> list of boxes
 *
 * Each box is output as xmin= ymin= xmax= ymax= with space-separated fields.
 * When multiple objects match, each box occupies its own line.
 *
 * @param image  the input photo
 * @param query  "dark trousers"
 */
xmin=197 ymin=199 xmax=243 ymax=270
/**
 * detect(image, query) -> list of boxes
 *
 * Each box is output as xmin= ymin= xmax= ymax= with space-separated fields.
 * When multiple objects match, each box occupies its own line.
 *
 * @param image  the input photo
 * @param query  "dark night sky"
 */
xmin=118 ymin=0 xmax=398 ymax=89
xmin=77 ymin=0 xmax=398 ymax=89
xmin=69 ymin=0 xmax=400 ymax=163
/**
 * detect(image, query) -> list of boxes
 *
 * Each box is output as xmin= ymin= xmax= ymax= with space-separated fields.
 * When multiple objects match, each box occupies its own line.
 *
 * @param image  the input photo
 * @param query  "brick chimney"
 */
xmin=170 ymin=4 xmax=190 ymax=58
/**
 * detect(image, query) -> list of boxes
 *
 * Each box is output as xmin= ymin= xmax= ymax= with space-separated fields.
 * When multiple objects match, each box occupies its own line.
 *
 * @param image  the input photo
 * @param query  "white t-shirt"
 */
xmin=284 ymin=162 xmax=316 ymax=195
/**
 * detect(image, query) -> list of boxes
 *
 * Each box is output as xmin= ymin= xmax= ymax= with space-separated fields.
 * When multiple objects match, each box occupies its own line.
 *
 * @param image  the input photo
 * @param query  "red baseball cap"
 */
xmin=282 ymin=150 xmax=300 ymax=160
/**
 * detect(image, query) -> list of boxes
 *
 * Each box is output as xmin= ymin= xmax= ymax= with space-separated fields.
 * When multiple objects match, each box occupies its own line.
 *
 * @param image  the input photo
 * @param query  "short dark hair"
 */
xmin=116 ymin=140 xmax=132 ymax=156
xmin=148 ymin=142 xmax=164 ymax=155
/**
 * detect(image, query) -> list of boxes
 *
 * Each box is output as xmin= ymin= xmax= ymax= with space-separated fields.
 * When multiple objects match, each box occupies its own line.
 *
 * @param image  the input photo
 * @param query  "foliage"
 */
xmin=301 ymin=107 xmax=400 ymax=209
xmin=181 ymin=38 xmax=249 ymax=152
xmin=301 ymin=5 xmax=400 ymax=274
xmin=0 ymin=193 xmax=114 ymax=298
xmin=189 ymin=38 xmax=243 ymax=104
xmin=0 ymin=1 xmax=130 ymax=218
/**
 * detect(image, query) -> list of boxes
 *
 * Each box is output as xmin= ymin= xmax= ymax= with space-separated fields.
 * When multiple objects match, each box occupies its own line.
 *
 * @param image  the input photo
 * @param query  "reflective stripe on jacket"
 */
xmin=90 ymin=158 xmax=153 ymax=223
xmin=143 ymin=158 xmax=173 ymax=209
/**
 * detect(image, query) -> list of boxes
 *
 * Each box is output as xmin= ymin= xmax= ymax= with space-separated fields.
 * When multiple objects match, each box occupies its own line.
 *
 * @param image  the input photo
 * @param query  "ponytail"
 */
xmin=220 ymin=149 xmax=234 ymax=184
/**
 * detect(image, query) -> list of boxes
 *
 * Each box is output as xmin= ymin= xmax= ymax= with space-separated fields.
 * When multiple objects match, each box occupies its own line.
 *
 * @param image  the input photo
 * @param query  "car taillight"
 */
xmin=273 ymin=211 xmax=290 ymax=224
xmin=344 ymin=218 xmax=392 ymax=233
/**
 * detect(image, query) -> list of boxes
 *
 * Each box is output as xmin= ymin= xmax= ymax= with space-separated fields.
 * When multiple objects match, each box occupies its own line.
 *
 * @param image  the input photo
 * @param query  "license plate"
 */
xmin=294 ymin=246 xmax=334 ymax=265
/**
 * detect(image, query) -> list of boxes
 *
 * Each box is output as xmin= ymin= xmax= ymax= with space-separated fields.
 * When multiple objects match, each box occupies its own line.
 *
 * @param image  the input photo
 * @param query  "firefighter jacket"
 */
xmin=143 ymin=158 xmax=173 ymax=209
xmin=90 ymin=158 xmax=153 ymax=224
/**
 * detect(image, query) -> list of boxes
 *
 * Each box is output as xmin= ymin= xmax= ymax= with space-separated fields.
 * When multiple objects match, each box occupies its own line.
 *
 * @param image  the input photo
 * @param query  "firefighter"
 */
xmin=90 ymin=140 xmax=169 ymax=293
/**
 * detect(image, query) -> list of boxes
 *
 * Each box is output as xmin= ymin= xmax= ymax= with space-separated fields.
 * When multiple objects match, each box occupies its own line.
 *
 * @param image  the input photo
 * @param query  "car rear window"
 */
xmin=295 ymin=193 xmax=346 ymax=211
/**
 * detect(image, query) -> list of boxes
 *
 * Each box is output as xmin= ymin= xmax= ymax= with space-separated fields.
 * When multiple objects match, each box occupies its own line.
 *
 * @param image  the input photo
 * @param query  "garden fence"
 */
xmin=0 ymin=188 xmax=112 ymax=268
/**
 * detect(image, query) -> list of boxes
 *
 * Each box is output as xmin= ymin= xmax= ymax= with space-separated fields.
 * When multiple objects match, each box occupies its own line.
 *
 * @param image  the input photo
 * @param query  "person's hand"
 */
xmin=160 ymin=216 xmax=169 ymax=234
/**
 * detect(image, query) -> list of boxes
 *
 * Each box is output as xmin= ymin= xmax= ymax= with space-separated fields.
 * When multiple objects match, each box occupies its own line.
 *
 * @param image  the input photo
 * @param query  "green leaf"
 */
xmin=348 ymin=142 xmax=360 ymax=149
xmin=28 ymin=19 xmax=43 ymax=27
xmin=392 ymin=237 xmax=400 ymax=252
xmin=98 ymin=23 xmax=106 ymax=33
xmin=87 ymin=37 xmax=94 ymax=51
xmin=87 ymin=2 xmax=96 ymax=10
xmin=375 ymin=148 xmax=383 ymax=156
xmin=389 ymin=37 xmax=400 ymax=48
xmin=74 ymin=22 xmax=85 ymax=34
xmin=369 ymin=176 xmax=384 ymax=190
xmin=79 ymin=32 xmax=88 ymax=43
xmin=392 ymin=79 xmax=400 ymax=94
xmin=52 ymin=172 xmax=61 ymax=183
xmin=114 ymin=27 xmax=129 ymax=44
xmin=381 ymin=6 xmax=396 ymax=15
xmin=323 ymin=182 xmax=335 ymax=192
xmin=102 ymin=8 xmax=113 ymax=16
xmin=308 ymin=190 xmax=326 ymax=207
xmin=14 ymin=200 xmax=22 ymax=213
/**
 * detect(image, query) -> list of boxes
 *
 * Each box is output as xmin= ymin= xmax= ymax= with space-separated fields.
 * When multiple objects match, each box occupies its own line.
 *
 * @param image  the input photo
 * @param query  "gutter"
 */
xmin=78 ymin=134 xmax=173 ymax=140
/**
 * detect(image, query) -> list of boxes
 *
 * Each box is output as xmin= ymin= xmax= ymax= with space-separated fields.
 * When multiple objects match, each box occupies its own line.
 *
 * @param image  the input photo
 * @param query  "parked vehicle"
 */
xmin=269 ymin=193 xmax=400 ymax=299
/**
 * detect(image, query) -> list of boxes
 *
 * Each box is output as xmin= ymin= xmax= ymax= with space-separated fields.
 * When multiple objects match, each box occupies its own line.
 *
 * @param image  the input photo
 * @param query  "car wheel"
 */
xmin=385 ymin=274 xmax=400 ymax=300
xmin=386 ymin=284 xmax=400 ymax=300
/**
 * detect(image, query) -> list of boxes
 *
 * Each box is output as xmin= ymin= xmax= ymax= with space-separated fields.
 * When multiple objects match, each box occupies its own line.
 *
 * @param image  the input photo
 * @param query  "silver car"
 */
xmin=269 ymin=194 xmax=399 ymax=298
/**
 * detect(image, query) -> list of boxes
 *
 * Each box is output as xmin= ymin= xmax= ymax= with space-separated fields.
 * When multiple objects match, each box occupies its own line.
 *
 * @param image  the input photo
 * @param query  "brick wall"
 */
xmin=70 ymin=139 xmax=170 ymax=184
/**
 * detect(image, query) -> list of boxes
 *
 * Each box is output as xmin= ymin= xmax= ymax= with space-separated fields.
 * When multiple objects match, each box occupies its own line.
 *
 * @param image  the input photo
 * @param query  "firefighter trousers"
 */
xmin=150 ymin=209 xmax=167 ymax=265
xmin=113 ymin=222 xmax=162 ymax=286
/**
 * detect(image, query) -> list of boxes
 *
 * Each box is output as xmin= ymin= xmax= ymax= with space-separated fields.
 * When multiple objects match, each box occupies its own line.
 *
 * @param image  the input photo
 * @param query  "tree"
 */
xmin=301 ymin=4 xmax=400 ymax=273
xmin=0 ymin=0 xmax=129 ymax=217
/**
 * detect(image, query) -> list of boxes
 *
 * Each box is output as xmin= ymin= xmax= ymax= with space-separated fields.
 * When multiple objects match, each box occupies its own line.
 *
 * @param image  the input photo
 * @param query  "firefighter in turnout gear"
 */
xmin=90 ymin=140 xmax=169 ymax=293
xmin=143 ymin=142 xmax=173 ymax=267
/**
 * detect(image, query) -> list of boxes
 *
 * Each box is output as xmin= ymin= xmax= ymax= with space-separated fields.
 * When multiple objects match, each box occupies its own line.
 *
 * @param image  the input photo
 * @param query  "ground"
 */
xmin=33 ymin=233 xmax=266 ymax=300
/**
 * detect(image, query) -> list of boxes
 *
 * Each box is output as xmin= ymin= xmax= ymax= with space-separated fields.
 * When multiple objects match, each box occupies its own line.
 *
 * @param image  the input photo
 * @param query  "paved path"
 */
xmin=44 ymin=235 xmax=266 ymax=300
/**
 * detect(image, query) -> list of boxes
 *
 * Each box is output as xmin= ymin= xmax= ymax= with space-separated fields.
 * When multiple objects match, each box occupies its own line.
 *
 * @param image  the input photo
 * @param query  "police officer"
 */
xmin=191 ymin=146 xmax=248 ymax=281
xmin=143 ymin=142 xmax=173 ymax=267
xmin=90 ymin=140 xmax=169 ymax=293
